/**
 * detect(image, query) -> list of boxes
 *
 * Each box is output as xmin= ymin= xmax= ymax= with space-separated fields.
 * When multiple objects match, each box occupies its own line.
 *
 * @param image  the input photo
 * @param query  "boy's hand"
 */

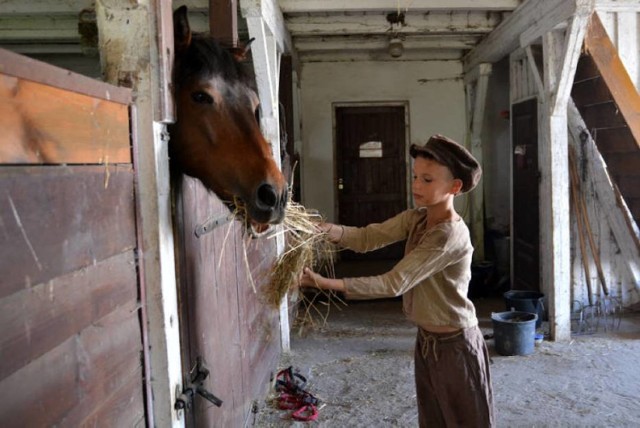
xmin=299 ymin=267 xmax=323 ymax=288
xmin=298 ymin=267 xmax=346 ymax=293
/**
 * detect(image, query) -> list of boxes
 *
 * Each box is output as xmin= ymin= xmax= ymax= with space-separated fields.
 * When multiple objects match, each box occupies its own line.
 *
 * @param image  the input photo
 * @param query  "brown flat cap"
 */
xmin=410 ymin=134 xmax=482 ymax=193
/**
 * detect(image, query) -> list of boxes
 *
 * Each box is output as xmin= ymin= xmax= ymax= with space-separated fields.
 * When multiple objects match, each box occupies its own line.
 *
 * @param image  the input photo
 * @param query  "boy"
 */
xmin=299 ymin=134 xmax=494 ymax=427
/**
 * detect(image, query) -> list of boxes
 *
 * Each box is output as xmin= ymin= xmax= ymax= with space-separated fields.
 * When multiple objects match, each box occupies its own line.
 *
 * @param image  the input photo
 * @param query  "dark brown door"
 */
xmin=512 ymin=98 xmax=540 ymax=292
xmin=335 ymin=105 xmax=407 ymax=261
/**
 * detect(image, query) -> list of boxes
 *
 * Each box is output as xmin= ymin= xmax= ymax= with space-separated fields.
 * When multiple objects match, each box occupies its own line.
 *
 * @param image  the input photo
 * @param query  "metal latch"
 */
xmin=175 ymin=357 xmax=223 ymax=411
xmin=195 ymin=213 xmax=234 ymax=237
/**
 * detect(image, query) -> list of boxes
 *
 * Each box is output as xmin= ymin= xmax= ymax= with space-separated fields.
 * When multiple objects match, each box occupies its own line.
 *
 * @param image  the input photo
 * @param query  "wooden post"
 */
xmin=243 ymin=1 xmax=291 ymax=351
xmin=96 ymin=1 xmax=184 ymax=426
xmin=210 ymin=0 xmax=238 ymax=46
xmin=464 ymin=63 xmax=492 ymax=262
xmin=538 ymin=9 xmax=591 ymax=341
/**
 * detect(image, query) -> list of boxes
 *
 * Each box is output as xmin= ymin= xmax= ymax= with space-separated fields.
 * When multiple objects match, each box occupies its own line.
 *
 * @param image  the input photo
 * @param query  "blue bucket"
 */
xmin=491 ymin=311 xmax=537 ymax=356
xmin=504 ymin=290 xmax=545 ymax=328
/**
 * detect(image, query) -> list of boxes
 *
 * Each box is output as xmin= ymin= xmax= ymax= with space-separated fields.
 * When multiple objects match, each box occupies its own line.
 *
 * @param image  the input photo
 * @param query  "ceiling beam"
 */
xmin=279 ymin=0 xmax=521 ymax=13
xmin=463 ymin=0 xmax=594 ymax=72
xmin=0 ymin=0 xmax=92 ymax=14
xmin=286 ymin=12 xmax=501 ymax=36
xmin=294 ymin=34 xmax=479 ymax=51
xmin=0 ymin=16 xmax=80 ymax=41
xmin=299 ymin=49 xmax=464 ymax=62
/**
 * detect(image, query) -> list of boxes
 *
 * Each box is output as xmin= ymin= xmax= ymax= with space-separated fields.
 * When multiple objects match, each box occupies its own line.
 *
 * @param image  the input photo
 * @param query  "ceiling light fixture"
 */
xmin=386 ymin=11 xmax=406 ymax=58
xmin=388 ymin=37 xmax=404 ymax=58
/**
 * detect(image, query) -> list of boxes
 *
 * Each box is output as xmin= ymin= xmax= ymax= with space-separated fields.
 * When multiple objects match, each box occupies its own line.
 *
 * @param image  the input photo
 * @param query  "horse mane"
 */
xmin=174 ymin=34 xmax=254 ymax=88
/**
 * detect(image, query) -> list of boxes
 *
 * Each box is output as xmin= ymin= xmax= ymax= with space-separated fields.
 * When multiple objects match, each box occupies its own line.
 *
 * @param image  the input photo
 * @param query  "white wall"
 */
xmin=299 ymin=60 xmax=466 ymax=221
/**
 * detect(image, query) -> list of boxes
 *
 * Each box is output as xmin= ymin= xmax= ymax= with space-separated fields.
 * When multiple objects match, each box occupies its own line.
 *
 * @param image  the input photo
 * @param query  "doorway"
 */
xmin=512 ymin=98 xmax=540 ymax=292
xmin=334 ymin=104 xmax=408 ymax=267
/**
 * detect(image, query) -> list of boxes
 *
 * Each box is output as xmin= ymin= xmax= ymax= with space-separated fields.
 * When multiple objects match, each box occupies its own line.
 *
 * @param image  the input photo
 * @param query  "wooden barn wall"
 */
xmin=0 ymin=51 xmax=146 ymax=427
xmin=509 ymin=39 xmax=640 ymax=310
xmin=174 ymin=176 xmax=281 ymax=427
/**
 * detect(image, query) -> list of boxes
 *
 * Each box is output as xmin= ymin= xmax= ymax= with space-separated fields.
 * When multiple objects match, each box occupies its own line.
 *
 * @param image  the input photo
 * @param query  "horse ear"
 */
xmin=229 ymin=38 xmax=255 ymax=62
xmin=173 ymin=5 xmax=192 ymax=53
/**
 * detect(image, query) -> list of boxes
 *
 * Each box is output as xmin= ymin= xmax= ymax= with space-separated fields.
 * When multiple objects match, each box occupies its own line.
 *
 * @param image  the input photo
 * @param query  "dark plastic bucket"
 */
xmin=504 ymin=290 xmax=545 ymax=328
xmin=491 ymin=311 xmax=537 ymax=356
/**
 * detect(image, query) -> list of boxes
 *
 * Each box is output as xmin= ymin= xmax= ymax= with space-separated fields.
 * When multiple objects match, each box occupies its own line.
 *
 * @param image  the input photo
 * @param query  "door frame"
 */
xmin=510 ymin=95 xmax=541 ymax=291
xmin=331 ymin=101 xmax=411 ymax=222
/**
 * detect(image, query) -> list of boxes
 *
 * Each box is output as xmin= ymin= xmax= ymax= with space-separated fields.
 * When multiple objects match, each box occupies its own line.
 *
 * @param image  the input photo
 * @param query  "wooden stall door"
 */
xmin=174 ymin=176 xmax=281 ymax=427
xmin=335 ymin=105 xmax=407 ymax=261
xmin=0 ymin=50 xmax=147 ymax=427
xmin=512 ymin=98 xmax=541 ymax=292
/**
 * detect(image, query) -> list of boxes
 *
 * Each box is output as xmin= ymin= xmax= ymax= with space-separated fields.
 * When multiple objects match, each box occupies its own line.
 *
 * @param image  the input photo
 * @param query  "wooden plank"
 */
xmin=0 ymin=48 xmax=131 ymax=104
xmin=56 ymin=303 xmax=144 ymax=427
xmin=0 ymin=166 xmax=136 ymax=298
xmin=78 ymin=366 xmax=146 ymax=428
xmin=585 ymin=12 xmax=640 ymax=147
xmin=0 ymin=73 xmax=131 ymax=164
xmin=0 ymin=300 xmax=144 ymax=428
xmin=0 ymin=251 xmax=138 ymax=381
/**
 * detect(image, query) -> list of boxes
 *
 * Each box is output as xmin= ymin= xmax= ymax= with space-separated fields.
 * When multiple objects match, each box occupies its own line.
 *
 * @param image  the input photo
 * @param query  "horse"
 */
xmin=169 ymin=6 xmax=288 ymax=232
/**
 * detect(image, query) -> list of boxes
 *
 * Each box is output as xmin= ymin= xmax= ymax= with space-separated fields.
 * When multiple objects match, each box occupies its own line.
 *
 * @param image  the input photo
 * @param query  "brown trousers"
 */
xmin=414 ymin=326 xmax=494 ymax=427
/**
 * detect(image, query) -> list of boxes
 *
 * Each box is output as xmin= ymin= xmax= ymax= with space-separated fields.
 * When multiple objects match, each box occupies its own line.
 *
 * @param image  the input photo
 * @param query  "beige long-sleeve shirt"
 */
xmin=340 ymin=209 xmax=478 ymax=330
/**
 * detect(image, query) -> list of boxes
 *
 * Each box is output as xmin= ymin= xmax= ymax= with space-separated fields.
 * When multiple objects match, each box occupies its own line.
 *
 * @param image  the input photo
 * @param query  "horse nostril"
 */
xmin=257 ymin=183 xmax=278 ymax=209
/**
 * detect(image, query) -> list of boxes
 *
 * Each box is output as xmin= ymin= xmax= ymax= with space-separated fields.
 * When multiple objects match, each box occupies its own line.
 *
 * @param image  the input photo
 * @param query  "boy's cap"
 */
xmin=410 ymin=134 xmax=482 ymax=193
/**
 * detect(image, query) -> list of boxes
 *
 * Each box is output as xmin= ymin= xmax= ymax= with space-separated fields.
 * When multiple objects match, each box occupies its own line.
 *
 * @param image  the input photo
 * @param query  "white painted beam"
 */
xmin=298 ymin=49 xmax=464 ymax=62
xmin=240 ymin=0 xmax=293 ymax=53
xmin=466 ymin=63 xmax=492 ymax=262
xmin=294 ymin=34 xmax=479 ymax=51
xmin=0 ymin=16 xmax=80 ymax=41
xmin=286 ymin=12 xmax=501 ymax=36
xmin=550 ymin=12 xmax=591 ymax=115
xmin=279 ymin=0 xmax=521 ymax=13
xmin=0 ymin=0 xmax=93 ymax=14
xmin=464 ymin=0 xmax=594 ymax=72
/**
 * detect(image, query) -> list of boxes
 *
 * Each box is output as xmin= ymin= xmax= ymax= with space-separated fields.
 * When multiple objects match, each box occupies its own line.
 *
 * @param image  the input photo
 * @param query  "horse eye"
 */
xmin=192 ymin=91 xmax=214 ymax=105
xmin=254 ymin=104 xmax=261 ymax=124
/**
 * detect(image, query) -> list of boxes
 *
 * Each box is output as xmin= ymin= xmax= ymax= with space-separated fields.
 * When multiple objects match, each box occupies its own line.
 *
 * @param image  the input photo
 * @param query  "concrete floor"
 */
xmin=253 ymin=261 xmax=640 ymax=427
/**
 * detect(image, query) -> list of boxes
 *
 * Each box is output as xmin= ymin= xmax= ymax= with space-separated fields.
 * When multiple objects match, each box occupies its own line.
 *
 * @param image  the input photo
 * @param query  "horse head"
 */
xmin=169 ymin=6 xmax=288 ymax=232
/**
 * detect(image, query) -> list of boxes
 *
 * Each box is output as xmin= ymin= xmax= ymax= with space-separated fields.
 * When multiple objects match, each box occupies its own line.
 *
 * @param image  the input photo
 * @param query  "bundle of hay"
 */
xmin=264 ymin=200 xmax=336 ymax=308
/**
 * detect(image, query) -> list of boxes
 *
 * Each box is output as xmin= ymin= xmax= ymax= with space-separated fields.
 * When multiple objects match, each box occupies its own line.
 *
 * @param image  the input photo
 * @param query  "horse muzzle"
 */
xmin=248 ymin=182 xmax=288 ymax=225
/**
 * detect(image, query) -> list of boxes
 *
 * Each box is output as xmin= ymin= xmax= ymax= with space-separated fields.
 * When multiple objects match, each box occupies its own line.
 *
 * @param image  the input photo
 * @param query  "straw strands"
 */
xmin=263 ymin=200 xmax=337 ymax=308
